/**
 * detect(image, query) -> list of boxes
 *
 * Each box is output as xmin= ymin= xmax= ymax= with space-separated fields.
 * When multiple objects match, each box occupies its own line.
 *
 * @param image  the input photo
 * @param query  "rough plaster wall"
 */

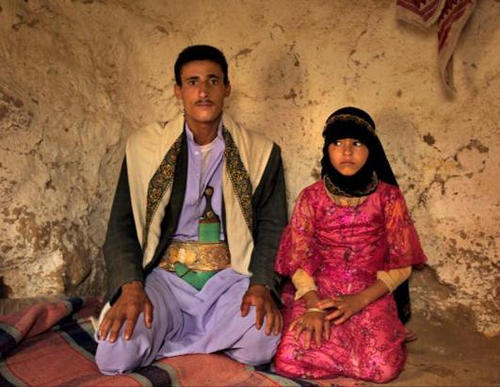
xmin=0 ymin=0 xmax=498 ymax=335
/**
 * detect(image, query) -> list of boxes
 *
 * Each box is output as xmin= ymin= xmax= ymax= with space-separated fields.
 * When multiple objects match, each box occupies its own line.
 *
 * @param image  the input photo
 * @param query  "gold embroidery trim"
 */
xmin=143 ymin=134 xmax=183 ymax=249
xmin=325 ymin=114 xmax=376 ymax=134
xmin=222 ymin=127 xmax=253 ymax=232
xmin=323 ymin=177 xmax=368 ymax=207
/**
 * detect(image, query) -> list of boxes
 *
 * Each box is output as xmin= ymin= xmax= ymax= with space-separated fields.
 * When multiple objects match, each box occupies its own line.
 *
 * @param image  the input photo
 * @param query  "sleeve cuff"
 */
xmin=377 ymin=266 xmax=412 ymax=293
xmin=292 ymin=268 xmax=318 ymax=300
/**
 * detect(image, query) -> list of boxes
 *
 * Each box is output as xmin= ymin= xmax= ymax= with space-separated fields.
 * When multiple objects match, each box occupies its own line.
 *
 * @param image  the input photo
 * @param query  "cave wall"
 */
xmin=0 ymin=0 xmax=498 ymax=335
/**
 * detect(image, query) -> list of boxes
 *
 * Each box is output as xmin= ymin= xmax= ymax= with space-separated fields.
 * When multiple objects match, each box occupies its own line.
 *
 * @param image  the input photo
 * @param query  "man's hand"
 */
xmin=98 ymin=281 xmax=153 ymax=342
xmin=240 ymin=284 xmax=282 ymax=336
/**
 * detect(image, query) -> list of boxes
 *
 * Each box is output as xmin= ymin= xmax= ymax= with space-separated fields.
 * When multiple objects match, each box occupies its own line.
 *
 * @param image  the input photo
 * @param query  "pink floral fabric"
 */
xmin=274 ymin=180 xmax=426 ymax=382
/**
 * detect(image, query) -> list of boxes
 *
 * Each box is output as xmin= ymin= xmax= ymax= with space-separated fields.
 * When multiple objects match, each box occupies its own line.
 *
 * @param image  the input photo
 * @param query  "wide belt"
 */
xmin=158 ymin=240 xmax=231 ymax=290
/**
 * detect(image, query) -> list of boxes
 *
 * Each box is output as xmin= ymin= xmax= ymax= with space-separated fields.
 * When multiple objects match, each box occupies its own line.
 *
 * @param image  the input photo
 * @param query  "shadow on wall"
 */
xmin=0 ymin=277 xmax=12 ymax=298
xmin=372 ymin=108 xmax=443 ymax=318
xmin=457 ymin=1 xmax=500 ymax=95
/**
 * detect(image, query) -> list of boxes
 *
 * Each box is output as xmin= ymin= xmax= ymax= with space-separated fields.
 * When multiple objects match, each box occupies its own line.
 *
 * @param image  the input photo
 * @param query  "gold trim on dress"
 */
xmin=323 ymin=173 xmax=378 ymax=199
xmin=323 ymin=177 xmax=369 ymax=207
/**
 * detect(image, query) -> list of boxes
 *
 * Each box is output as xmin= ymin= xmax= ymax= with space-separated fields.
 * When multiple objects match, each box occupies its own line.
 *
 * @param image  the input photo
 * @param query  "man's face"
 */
xmin=174 ymin=60 xmax=231 ymax=127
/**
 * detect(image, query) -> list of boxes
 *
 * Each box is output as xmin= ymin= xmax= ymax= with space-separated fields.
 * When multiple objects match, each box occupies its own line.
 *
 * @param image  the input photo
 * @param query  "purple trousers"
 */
xmin=95 ymin=268 xmax=280 ymax=375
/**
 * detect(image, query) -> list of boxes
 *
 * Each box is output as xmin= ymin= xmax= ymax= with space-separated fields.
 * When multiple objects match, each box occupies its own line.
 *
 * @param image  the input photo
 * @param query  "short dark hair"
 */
xmin=174 ymin=45 xmax=229 ymax=86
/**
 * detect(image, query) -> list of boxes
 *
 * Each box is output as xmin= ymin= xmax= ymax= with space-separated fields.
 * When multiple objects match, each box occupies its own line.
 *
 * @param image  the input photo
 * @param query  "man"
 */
xmin=95 ymin=45 xmax=287 ymax=375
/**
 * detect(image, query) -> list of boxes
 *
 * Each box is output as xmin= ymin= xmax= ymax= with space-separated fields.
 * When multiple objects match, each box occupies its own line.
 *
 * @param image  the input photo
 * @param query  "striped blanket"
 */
xmin=0 ymin=297 xmax=344 ymax=386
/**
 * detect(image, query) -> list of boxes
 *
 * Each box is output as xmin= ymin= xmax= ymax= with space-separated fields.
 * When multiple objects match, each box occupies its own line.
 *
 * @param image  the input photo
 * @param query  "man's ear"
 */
xmin=174 ymin=83 xmax=182 ymax=99
xmin=225 ymin=82 xmax=231 ymax=97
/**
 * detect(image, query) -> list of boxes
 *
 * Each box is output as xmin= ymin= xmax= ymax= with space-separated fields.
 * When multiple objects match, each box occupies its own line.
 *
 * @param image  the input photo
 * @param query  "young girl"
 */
xmin=274 ymin=107 xmax=426 ymax=383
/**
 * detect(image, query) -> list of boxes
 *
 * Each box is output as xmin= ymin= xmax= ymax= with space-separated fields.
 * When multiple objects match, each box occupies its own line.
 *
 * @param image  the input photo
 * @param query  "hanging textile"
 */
xmin=396 ymin=0 xmax=477 ymax=92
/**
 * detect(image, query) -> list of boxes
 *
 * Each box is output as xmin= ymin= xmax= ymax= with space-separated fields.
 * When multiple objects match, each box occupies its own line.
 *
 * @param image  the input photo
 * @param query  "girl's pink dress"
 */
xmin=274 ymin=180 xmax=426 ymax=383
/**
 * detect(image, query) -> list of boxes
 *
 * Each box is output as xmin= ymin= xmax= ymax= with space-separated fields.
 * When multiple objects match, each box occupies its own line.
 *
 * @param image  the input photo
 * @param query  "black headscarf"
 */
xmin=321 ymin=107 xmax=398 ymax=197
xmin=320 ymin=106 xmax=411 ymax=324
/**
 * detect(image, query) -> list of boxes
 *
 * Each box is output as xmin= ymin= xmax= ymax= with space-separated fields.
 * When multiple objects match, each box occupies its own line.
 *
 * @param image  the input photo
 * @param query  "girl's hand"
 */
xmin=289 ymin=310 xmax=330 ymax=349
xmin=316 ymin=294 xmax=367 ymax=325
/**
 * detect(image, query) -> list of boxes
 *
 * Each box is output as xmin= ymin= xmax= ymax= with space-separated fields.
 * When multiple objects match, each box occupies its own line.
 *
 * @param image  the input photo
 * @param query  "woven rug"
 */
xmin=0 ymin=297 xmax=359 ymax=386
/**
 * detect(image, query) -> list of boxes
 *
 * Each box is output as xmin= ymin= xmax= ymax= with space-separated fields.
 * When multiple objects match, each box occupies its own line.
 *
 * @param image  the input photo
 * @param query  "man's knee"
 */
xmin=227 ymin=327 xmax=281 ymax=365
xmin=95 ymin=338 xmax=152 ymax=375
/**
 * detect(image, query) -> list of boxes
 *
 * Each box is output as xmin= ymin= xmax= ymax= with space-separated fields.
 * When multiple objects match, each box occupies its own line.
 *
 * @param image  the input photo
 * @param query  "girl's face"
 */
xmin=328 ymin=138 xmax=369 ymax=176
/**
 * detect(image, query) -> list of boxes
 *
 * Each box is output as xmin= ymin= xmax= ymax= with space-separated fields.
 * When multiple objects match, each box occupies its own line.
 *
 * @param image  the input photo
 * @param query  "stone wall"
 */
xmin=0 ymin=0 xmax=498 ymax=336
